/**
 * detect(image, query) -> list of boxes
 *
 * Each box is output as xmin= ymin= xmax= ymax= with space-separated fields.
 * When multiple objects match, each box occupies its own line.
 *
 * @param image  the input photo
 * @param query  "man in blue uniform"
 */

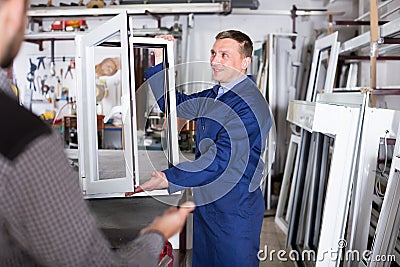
xmin=137 ymin=30 xmax=272 ymax=266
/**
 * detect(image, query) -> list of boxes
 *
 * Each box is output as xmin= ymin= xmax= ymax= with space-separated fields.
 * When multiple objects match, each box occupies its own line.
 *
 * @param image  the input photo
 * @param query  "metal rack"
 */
xmin=27 ymin=2 xmax=230 ymax=17
xmin=340 ymin=15 xmax=400 ymax=55
xmin=337 ymin=5 xmax=400 ymax=102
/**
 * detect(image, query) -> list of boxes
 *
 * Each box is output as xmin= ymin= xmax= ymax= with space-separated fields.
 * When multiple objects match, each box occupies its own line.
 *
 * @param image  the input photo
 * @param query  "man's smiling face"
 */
xmin=210 ymin=38 xmax=250 ymax=85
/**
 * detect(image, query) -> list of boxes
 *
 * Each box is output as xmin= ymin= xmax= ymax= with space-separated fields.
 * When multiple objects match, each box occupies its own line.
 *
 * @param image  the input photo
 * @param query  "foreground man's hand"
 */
xmin=141 ymin=201 xmax=195 ymax=239
xmin=134 ymin=171 xmax=169 ymax=193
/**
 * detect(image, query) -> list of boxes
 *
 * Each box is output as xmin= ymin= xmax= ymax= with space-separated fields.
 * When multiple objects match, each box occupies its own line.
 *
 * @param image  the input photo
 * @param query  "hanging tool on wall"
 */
xmin=26 ymin=58 xmax=37 ymax=91
xmin=36 ymin=75 xmax=46 ymax=94
xmin=70 ymin=58 xmax=75 ymax=69
xmin=59 ymin=68 xmax=65 ymax=98
xmin=65 ymin=65 xmax=73 ymax=79
xmin=36 ymin=74 xmax=51 ymax=102
xmin=50 ymin=40 xmax=56 ymax=77
xmin=56 ymin=74 xmax=62 ymax=99
xmin=37 ymin=56 xmax=46 ymax=70
xmin=65 ymin=58 xmax=75 ymax=79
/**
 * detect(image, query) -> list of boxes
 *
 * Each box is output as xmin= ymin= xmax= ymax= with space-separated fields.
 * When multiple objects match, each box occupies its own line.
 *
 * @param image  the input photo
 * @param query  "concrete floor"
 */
xmin=259 ymin=210 xmax=295 ymax=267
xmin=87 ymin=197 xmax=294 ymax=266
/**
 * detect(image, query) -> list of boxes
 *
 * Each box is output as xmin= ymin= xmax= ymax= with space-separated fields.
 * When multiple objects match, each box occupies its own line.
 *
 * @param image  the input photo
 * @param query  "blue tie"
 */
xmin=216 ymin=86 xmax=225 ymax=99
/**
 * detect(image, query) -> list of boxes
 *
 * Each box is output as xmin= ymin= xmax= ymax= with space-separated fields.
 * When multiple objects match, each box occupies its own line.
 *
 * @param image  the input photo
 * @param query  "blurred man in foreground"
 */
xmin=0 ymin=0 xmax=194 ymax=265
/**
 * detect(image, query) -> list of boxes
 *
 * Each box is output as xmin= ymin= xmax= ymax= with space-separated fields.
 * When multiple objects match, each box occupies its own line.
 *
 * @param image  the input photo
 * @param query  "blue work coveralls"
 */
xmin=145 ymin=65 xmax=272 ymax=266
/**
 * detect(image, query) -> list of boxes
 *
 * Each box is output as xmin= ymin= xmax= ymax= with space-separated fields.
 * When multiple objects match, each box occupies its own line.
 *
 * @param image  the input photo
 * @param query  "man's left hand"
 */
xmin=134 ymin=171 xmax=169 ymax=193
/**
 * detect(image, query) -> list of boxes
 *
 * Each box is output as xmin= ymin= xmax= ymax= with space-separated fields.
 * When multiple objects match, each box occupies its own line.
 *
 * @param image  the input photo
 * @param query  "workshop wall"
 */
xmin=15 ymin=0 xmax=359 ymax=117
xmin=186 ymin=0 xmax=358 ymax=62
xmin=15 ymin=40 xmax=76 ymax=117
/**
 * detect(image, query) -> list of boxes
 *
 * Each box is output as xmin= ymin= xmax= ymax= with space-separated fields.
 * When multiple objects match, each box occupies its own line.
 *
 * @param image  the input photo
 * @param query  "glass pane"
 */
xmin=315 ymin=49 xmax=329 ymax=94
xmin=135 ymin=58 xmax=214 ymax=185
xmin=174 ymin=62 xmax=215 ymax=164
xmin=133 ymin=46 xmax=170 ymax=185
xmin=93 ymin=43 xmax=127 ymax=180
xmin=283 ymin=143 xmax=298 ymax=215
xmin=291 ymin=133 xmax=335 ymax=264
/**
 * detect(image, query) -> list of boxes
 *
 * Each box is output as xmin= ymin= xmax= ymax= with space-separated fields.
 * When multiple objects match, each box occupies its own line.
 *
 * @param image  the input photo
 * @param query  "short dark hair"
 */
xmin=215 ymin=30 xmax=253 ymax=58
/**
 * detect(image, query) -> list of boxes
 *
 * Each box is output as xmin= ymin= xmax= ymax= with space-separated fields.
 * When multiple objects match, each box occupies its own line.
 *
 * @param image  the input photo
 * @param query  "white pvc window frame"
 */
xmin=275 ymin=133 xmax=301 ymax=234
xmin=348 ymin=108 xmax=400 ymax=258
xmin=75 ymin=13 xmax=179 ymax=198
xmin=313 ymin=103 xmax=361 ymax=267
xmin=128 ymin=36 xmax=179 ymax=191
xmin=369 ymin=129 xmax=400 ymax=267
xmin=76 ymin=13 xmax=135 ymax=197
xmin=305 ymin=32 xmax=340 ymax=102
xmin=286 ymin=100 xmax=362 ymax=266
xmin=258 ymin=33 xmax=298 ymax=209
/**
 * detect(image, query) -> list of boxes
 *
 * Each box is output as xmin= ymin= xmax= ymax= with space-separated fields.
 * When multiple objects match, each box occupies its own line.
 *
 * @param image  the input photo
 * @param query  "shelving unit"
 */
xmin=25 ymin=31 xmax=77 ymax=40
xmin=340 ymin=15 xmax=400 ymax=55
xmin=27 ymin=2 xmax=230 ymax=17
xmin=24 ymin=27 xmax=182 ymax=50
xmin=25 ymin=2 xmax=221 ymax=49
xmin=338 ymin=10 xmax=400 ymax=95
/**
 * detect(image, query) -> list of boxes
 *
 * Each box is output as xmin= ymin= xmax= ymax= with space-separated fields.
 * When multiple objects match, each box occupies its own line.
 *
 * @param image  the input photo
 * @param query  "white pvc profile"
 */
xmin=340 ymin=32 xmax=370 ymax=54
xmin=346 ymin=63 xmax=358 ymax=89
xmin=305 ymin=32 xmax=340 ymax=101
xmin=349 ymin=108 xmax=400 ymax=258
xmin=312 ymin=103 xmax=361 ymax=267
xmin=266 ymin=34 xmax=275 ymax=210
xmin=369 ymin=149 xmax=400 ymax=267
xmin=286 ymin=100 xmax=316 ymax=132
xmin=261 ymin=33 xmax=297 ymax=209
xmin=368 ymin=119 xmax=400 ymax=267
xmin=275 ymin=133 xmax=301 ymax=234
xmin=317 ymin=92 xmax=365 ymax=108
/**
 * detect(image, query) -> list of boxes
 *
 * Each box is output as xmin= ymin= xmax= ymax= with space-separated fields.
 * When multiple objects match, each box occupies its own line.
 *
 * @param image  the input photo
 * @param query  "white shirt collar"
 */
xmin=219 ymin=75 xmax=247 ymax=92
